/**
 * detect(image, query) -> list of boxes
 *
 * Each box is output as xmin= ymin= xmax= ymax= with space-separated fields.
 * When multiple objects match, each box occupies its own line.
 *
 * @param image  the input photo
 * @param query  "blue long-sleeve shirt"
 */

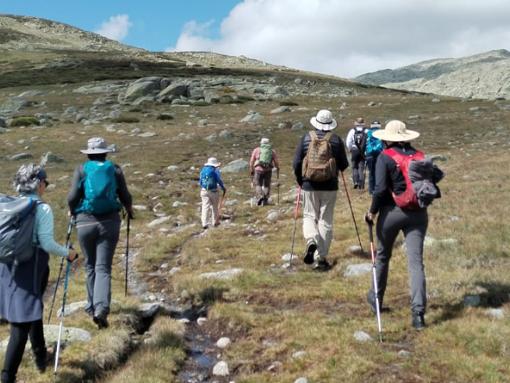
xmin=199 ymin=166 xmax=225 ymax=191
xmin=26 ymin=193 xmax=69 ymax=258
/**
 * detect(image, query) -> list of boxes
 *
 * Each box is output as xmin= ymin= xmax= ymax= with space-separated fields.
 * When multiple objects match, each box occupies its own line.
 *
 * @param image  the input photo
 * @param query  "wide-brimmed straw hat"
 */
xmin=373 ymin=120 xmax=420 ymax=142
xmin=310 ymin=109 xmax=337 ymax=131
xmin=80 ymin=137 xmax=113 ymax=154
xmin=204 ymin=157 xmax=221 ymax=167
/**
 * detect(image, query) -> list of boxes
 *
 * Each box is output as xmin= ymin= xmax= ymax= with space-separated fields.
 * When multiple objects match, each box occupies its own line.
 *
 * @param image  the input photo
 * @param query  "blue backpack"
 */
xmin=77 ymin=160 xmax=121 ymax=215
xmin=0 ymin=195 xmax=38 ymax=267
xmin=365 ymin=128 xmax=383 ymax=157
xmin=200 ymin=166 xmax=217 ymax=190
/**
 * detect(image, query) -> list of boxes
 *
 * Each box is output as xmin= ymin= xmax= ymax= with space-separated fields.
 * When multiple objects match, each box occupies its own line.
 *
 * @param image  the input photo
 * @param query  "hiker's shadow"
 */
xmin=433 ymin=281 xmax=510 ymax=324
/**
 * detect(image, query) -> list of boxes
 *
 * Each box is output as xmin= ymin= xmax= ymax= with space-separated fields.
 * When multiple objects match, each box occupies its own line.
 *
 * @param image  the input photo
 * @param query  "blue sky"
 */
xmin=0 ymin=0 xmax=241 ymax=51
xmin=1 ymin=0 xmax=509 ymax=77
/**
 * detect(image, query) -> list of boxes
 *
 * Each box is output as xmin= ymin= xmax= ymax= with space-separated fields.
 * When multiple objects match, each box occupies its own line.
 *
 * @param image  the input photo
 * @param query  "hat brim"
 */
xmin=204 ymin=162 xmax=221 ymax=167
xmin=310 ymin=117 xmax=337 ymax=131
xmin=372 ymin=129 xmax=420 ymax=142
xmin=80 ymin=148 xmax=112 ymax=154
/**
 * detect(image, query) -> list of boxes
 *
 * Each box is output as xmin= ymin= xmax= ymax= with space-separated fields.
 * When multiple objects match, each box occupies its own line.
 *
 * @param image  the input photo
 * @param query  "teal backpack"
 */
xmin=77 ymin=160 xmax=121 ymax=215
xmin=365 ymin=128 xmax=383 ymax=157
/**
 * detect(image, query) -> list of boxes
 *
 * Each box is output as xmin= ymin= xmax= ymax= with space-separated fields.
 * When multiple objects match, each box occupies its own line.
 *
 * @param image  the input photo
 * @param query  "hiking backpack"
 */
xmin=302 ymin=131 xmax=337 ymax=182
xmin=0 ymin=195 xmax=39 ymax=267
xmin=384 ymin=148 xmax=443 ymax=209
xmin=201 ymin=166 xmax=218 ymax=190
xmin=365 ymin=128 xmax=383 ymax=157
xmin=257 ymin=143 xmax=273 ymax=169
xmin=77 ymin=160 xmax=121 ymax=215
xmin=353 ymin=128 xmax=365 ymax=150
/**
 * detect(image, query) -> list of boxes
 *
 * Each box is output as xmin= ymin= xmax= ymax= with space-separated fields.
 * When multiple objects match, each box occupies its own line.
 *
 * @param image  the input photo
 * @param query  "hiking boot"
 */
xmin=412 ymin=312 xmax=426 ymax=330
xmin=257 ymin=197 xmax=265 ymax=206
xmin=303 ymin=240 xmax=317 ymax=265
xmin=367 ymin=290 xmax=387 ymax=314
xmin=312 ymin=259 xmax=331 ymax=272
xmin=93 ymin=314 xmax=109 ymax=329
xmin=202 ymin=225 xmax=209 ymax=230
xmin=33 ymin=348 xmax=48 ymax=373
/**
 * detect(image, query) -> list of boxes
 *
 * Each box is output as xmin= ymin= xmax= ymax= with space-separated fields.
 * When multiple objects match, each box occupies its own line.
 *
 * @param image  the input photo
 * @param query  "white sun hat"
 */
xmin=80 ymin=137 xmax=113 ymax=154
xmin=260 ymin=137 xmax=270 ymax=144
xmin=373 ymin=120 xmax=420 ymax=142
xmin=204 ymin=157 xmax=221 ymax=167
xmin=310 ymin=109 xmax=337 ymax=131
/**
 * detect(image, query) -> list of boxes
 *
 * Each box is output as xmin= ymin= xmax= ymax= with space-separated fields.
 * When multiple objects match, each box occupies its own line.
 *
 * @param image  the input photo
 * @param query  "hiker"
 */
xmin=1 ymin=164 xmax=78 ymax=383
xmin=293 ymin=110 xmax=349 ymax=271
xmin=68 ymin=137 xmax=133 ymax=329
xmin=364 ymin=121 xmax=384 ymax=195
xmin=249 ymin=137 xmax=280 ymax=206
xmin=199 ymin=157 xmax=226 ymax=230
xmin=345 ymin=117 xmax=367 ymax=189
xmin=365 ymin=120 xmax=443 ymax=330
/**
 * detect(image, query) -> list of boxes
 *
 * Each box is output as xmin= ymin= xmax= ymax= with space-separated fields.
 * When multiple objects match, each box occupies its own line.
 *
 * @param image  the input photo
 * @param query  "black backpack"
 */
xmin=353 ymin=128 xmax=365 ymax=150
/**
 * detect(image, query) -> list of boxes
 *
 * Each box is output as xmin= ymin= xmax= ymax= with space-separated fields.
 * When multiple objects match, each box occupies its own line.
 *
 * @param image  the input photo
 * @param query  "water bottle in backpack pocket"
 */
xmin=0 ymin=195 xmax=38 ymax=267
xmin=78 ymin=160 xmax=121 ymax=215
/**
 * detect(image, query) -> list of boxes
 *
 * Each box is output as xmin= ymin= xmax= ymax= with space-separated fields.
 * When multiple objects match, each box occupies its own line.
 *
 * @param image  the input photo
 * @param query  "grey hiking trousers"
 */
xmin=76 ymin=212 xmax=121 ymax=318
xmin=372 ymin=205 xmax=428 ymax=314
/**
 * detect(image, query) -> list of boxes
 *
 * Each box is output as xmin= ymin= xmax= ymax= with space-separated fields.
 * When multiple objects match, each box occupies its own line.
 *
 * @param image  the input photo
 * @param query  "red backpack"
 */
xmin=384 ymin=148 xmax=425 ymax=210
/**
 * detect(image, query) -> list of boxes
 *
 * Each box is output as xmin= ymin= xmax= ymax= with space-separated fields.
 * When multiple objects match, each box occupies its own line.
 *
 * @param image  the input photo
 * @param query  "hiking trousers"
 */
xmin=1 ymin=320 xmax=46 ymax=383
xmin=302 ymin=190 xmax=337 ymax=260
xmin=372 ymin=205 xmax=428 ymax=314
xmin=200 ymin=189 xmax=220 ymax=227
xmin=253 ymin=170 xmax=272 ymax=202
xmin=351 ymin=149 xmax=365 ymax=188
xmin=76 ymin=213 xmax=121 ymax=318
xmin=366 ymin=154 xmax=379 ymax=194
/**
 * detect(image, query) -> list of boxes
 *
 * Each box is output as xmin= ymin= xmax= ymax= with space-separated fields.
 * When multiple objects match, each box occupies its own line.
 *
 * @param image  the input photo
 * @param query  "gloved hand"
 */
xmin=365 ymin=212 xmax=375 ymax=224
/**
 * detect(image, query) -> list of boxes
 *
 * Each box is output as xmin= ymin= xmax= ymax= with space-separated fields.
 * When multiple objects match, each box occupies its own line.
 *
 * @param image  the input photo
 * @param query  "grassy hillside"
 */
xmin=0 ymin=53 xmax=509 ymax=383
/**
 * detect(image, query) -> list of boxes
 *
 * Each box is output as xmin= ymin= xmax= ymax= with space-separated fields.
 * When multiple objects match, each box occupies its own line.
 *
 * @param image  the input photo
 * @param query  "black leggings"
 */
xmin=1 ymin=320 xmax=46 ymax=383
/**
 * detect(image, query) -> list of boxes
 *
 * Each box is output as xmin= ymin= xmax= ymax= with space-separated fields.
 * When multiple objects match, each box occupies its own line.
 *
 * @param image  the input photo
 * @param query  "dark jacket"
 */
xmin=293 ymin=129 xmax=349 ymax=191
xmin=67 ymin=160 xmax=132 ymax=223
xmin=369 ymin=143 xmax=425 ymax=214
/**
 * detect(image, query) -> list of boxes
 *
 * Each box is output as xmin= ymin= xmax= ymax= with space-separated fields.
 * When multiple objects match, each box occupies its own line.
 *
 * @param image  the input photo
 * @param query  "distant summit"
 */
xmin=355 ymin=49 xmax=510 ymax=99
xmin=0 ymin=14 xmax=144 ymax=53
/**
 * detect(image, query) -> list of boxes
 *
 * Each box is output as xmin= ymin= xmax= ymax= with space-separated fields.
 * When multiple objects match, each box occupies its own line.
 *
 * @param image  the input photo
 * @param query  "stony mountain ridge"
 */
xmin=355 ymin=49 xmax=510 ymax=99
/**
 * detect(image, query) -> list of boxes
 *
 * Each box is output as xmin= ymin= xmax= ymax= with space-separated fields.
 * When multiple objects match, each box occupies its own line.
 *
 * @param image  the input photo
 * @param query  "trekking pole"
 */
xmin=54 ymin=257 xmax=73 ymax=375
xmin=366 ymin=216 xmax=383 ymax=342
xmin=277 ymin=174 xmax=280 ymax=205
xmin=340 ymin=171 xmax=364 ymax=252
xmin=124 ymin=216 xmax=131 ymax=297
xmin=47 ymin=216 xmax=74 ymax=323
xmin=288 ymin=186 xmax=302 ymax=269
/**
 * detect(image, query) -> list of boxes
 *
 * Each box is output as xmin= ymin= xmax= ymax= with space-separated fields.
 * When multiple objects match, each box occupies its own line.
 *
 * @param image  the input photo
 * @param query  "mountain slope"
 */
xmin=355 ymin=49 xmax=510 ymax=99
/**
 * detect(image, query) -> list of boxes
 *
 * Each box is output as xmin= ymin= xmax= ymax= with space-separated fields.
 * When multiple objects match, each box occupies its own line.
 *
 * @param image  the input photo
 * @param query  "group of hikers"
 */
xmin=0 ymin=108 xmax=443 ymax=382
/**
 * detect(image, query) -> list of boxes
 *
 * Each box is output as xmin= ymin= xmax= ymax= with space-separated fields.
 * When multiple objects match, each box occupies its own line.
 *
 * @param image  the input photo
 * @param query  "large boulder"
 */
xmin=0 ymin=97 xmax=31 ymax=115
xmin=158 ymin=83 xmax=189 ymax=99
xmin=121 ymin=77 xmax=168 ymax=103
xmin=222 ymin=159 xmax=249 ymax=173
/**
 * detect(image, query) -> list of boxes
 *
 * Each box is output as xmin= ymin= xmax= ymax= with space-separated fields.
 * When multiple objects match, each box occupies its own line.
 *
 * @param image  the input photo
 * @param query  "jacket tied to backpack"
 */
xmin=384 ymin=148 xmax=444 ymax=209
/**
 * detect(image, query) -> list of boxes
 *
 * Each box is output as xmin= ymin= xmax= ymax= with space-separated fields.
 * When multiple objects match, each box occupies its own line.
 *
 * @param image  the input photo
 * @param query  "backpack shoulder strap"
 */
xmin=324 ymin=132 xmax=333 ymax=141
xmin=309 ymin=131 xmax=318 ymax=141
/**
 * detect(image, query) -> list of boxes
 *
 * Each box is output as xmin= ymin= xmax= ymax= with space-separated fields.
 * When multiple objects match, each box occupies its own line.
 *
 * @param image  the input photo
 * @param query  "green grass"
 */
xmin=0 ymin=58 xmax=509 ymax=383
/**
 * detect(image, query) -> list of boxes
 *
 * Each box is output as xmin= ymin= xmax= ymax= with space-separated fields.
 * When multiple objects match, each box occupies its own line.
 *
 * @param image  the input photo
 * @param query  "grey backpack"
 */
xmin=0 ymin=194 xmax=38 ymax=267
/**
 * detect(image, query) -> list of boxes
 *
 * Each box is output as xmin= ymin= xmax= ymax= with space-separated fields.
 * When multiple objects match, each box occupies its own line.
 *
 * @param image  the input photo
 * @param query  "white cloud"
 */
xmin=96 ymin=14 xmax=132 ymax=42
xmin=169 ymin=0 xmax=510 ymax=77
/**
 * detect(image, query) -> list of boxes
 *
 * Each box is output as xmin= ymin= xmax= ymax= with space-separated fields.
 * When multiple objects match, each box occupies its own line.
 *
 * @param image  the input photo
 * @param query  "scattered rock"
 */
xmin=9 ymin=152 xmax=33 ymax=161
xmin=240 ymin=111 xmax=263 ymax=123
xmin=485 ymin=308 xmax=505 ymax=319
xmin=270 ymin=106 xmax=291 ymax=114
xmin=294 ymin=378 xmax=309 ymax=383
xmin=344 ymin=263 xmax=372 ymax=277
xmin=267 ymin=361 xmax=283 ymax=372
xmin=197 ymin=119 xmax=208 ymax=127
xmin=158 ymin=83 xmax=188 ymax=98
xmin=147 ymin=216 xmax=171 ymax=228
xmin=56 ymin=300 xmax=88 ymax=317
xmin=291 ymin=122 xmax=305 ymax=130
xmin=408 ymin=115 xmax=421 ymax=120
xmin=41 ymin=151 xmax=65 ymax=164
xmin=133 ymin=205 xmax=148 ymax=211
xmin=197 ymin=317 xmax=208 ymax=326
xmin=212 ymin=361 xmax=229 ymax=376
xmin=199 ymin=268 xmax=244 ymax=280
xmin=172 ymin=201 xmax=188 ymax=208
xmin=368 ymin=101 xmax=377 ymax=107
xmin=222 ymin=159 xmax=249 ymax=173
xmin=219 ymin=129 xmax=233 ymax=139
xmin=266 ymin=211 xmax=279 ymax=222
xmin=346 ymin=245 xmax=364 ymax=257
xmin=353 ymin=330 xmax=373 ymax=342
xmin=157 ymin=112 xmax=174 ymax=121
xmin=216 ymin=337 xmax=231 ymax=349
xmin=398 ymin=350 xmax=412 ymax=358
xmin=432 ymin=98 xmax=441 ymax=103
xmin=281 ymin=253 xmax=294 ymax=262
xmin=292 ymin=351 xmax=307 ymax=359
xmin=167 ymin=165 xmax=179 ymax=171
xmin=138 ymin=132 xmax=157 ymax=138
xmin=469 ymin=106 xmax=480 ymax=112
